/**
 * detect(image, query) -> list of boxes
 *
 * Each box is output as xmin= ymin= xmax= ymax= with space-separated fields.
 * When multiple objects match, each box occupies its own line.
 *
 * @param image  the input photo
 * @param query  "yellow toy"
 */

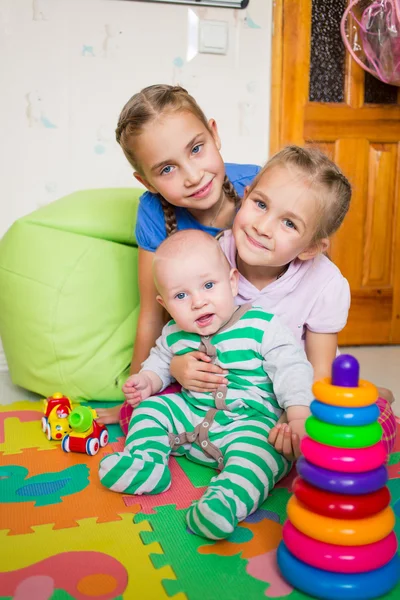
xmin=41 ymin=393 xmax=73 ymax=441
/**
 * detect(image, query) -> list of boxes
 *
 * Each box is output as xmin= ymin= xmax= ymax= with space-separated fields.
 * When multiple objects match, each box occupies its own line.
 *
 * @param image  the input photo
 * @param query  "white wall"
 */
xmin=0 ymin=0 xmax=273 ymax=370
xmin=0 ymin=0 xmax=273 ymax=236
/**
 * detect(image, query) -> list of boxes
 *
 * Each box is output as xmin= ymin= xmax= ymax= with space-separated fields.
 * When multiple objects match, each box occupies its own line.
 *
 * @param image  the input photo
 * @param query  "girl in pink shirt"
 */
xmin=169 ymin=146 xmax=396 ymax=457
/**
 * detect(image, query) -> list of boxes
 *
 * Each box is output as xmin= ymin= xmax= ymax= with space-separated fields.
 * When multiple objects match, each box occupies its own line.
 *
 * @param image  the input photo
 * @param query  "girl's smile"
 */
xmin=189 ymin=178 xmax=214 ymax=199
xmin=245 ymin=232 xmax=271 ymax=251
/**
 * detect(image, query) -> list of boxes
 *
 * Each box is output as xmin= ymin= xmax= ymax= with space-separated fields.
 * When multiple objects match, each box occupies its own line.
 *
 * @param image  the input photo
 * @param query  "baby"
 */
xmin=99 ymin=230 xmax=313 ymax=539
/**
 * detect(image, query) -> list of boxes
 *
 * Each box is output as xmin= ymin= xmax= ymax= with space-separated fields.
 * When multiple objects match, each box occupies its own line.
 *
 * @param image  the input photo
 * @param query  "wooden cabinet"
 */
xmin=270 ymin=0 xmax=400 ymax=345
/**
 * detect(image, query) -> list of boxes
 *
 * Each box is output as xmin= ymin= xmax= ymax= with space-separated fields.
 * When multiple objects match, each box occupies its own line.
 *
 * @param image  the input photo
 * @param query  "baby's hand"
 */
xmin=122 ymin=373 xmax=153 ymax=407
xmin=268 ymin=423 xmax=302 ymax=461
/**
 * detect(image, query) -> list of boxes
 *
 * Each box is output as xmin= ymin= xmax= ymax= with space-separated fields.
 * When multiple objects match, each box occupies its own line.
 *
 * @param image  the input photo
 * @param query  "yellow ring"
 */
xmin=287 ymin=496 xmax=394 ymax=546
xmin=312 ymin=378 xmax=378 ymax=407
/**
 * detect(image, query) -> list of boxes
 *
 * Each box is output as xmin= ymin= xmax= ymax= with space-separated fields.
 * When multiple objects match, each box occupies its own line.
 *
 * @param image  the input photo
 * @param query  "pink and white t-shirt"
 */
xmin=219 ymin=230 xmax=351 ymax=349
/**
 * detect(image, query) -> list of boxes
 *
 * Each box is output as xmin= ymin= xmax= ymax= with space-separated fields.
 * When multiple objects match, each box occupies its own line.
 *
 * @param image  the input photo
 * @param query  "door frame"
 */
xmin=269 ymin=0 xmax=400 ymax=344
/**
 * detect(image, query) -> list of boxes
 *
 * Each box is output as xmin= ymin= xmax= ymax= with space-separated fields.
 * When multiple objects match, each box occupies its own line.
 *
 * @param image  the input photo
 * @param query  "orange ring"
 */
xmin=312 ymin=378 xmax=378 ymax=407
xmin=287 ymin=496 xmax=394 ymax=546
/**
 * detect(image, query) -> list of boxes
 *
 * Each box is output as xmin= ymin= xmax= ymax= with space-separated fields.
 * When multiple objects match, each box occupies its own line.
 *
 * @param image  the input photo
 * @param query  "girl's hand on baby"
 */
xmin=122 ymin=374 xmax=152 ymax=407
xmin=170 ymin=352 xmax=229 ymax=393
xmin=268 ymin=424 xmax=301 ymax=461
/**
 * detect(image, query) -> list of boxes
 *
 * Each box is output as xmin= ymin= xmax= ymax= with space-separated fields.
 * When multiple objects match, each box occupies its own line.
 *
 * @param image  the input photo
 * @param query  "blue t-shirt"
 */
xmin=135 ymin=162 xmax=260 ymax=252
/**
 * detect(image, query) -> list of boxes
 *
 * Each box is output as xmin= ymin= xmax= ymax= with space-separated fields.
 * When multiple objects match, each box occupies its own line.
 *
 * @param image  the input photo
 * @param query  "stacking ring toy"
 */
xmin=312 ymin=378 xmax=377 ymax=407
xmin=300 ymin=437 xmax=387 ymax=472
xmin=287 ymin=496 xmax=395 ymax=545
xmin=293 ymin=477 xmax=391 ymax=519
xmin=305 ymin=417 xmax=382 ymax=448
xmin=282 ymin=522 xmax=398 ymax=573
xmin=277 ymin=541 xmax=400 ymax=600
xmin=296 ymin=457 xmax=388 ymax=494
xmin=310 ymin=399 xmax=380 ymax=426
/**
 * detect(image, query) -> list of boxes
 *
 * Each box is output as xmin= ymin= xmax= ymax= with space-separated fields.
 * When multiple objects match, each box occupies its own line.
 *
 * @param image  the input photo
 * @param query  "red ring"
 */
xmin=293 ymin=476 xmax=391 ymax=519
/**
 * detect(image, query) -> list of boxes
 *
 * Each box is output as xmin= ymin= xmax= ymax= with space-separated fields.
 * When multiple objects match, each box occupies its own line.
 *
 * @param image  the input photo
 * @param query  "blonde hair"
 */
xmin=247 ymin=145 xmax=352 ymax=242
xmin=116 ymin=84 xmax=240 ymax=237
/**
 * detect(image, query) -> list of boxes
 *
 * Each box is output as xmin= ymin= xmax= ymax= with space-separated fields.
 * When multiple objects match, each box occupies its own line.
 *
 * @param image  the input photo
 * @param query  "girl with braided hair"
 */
xmin=97 ymin=84 xmax=260 ymax=425
xmin=171 ymin=145 xmax=396 ymax=458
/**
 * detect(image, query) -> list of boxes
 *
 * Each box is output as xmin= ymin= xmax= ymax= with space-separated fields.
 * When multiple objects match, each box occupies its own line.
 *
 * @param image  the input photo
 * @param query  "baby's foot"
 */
xmin=99 ymin=450 xmax=171 ymax=495
xmin=96 ymin=404 xmax=121 ymax=425
xmin=186 ymin=488 xmax=237 ymax=540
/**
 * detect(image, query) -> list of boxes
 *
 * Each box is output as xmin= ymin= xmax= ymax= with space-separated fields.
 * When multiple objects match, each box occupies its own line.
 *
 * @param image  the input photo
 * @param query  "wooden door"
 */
xmin=270 ymin=0 xmax=400 ymax=345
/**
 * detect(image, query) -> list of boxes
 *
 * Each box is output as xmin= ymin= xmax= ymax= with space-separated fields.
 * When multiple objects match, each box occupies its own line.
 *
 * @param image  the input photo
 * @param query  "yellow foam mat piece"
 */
xmin=0 ymin=401 xmax=43 ymax=414
xmin=0 ymin=514 xmax=185 ymax=599
xmin=0 ymin=400 xmax=59 ymax=455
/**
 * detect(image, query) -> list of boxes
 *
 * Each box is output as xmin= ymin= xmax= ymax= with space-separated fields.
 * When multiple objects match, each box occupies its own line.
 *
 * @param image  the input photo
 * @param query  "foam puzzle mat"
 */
xmin=0 ymin=400 xmax=399 ymax=600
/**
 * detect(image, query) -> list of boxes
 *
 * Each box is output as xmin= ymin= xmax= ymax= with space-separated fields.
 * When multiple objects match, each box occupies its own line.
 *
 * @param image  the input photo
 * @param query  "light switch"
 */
xmin=199 ymin=20 xmax=228 ymax=55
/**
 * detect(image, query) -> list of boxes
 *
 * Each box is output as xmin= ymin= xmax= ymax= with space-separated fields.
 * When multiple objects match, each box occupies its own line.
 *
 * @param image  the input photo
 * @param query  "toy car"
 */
xmin=42 ymin=393 xmax=73 ymax=441
xmin=62 ymin=405 xmax=109 ymax=456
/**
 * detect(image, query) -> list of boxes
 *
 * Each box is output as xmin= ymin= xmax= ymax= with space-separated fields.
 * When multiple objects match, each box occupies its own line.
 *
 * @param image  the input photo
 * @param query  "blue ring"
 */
xmin=277 ymin=541 xmax=400 ymax=600
xmin=310 ymin=400 xmax=380 ymax=426
xmin=296 ymin=457 xmax=388 ymax=494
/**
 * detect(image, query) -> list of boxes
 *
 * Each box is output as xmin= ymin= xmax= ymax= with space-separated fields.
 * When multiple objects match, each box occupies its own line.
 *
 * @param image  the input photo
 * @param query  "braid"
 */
xmin=115 ymin=120 xmax=126 ymax=144
xmin=335 ymin=169 xmax=351 ymax=192
xmin=222 ymin=175 xmax=241 ymax=208
xmin=159 ymin=196 xmax=178 ymax=237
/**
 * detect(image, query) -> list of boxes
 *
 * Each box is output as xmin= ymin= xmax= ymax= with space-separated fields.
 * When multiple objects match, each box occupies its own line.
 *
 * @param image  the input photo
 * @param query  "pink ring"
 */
xmin=300 ymin=437 xmax=387 ymax=473
xmin=282 ymin=521 xmax=398 ymax=573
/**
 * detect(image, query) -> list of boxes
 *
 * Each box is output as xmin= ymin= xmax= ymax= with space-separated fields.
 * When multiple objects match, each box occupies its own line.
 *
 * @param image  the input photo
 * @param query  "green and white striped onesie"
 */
xmin=99 ymin=304 xmax=313 ymax=539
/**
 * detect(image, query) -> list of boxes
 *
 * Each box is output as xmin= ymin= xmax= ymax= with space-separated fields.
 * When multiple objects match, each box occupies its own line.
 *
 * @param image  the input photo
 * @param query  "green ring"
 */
xmin=305 ymin=417 xmax=383 ymax=449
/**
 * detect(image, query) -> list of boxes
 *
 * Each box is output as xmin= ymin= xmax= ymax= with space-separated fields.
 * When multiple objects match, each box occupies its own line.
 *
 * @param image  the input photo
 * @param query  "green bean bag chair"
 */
xmin=0 ymin=188 xmax=141 ymax=401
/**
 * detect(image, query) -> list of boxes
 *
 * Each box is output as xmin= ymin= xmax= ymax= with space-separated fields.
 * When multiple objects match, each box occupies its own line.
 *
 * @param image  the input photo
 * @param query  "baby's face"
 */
xmin=156 ymin=250 xmax=238 ymax=336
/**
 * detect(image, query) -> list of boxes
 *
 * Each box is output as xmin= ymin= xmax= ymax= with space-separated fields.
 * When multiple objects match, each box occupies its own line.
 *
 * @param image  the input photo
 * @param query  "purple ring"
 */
xmin=297 ymin=457 xmax=388 ymax=495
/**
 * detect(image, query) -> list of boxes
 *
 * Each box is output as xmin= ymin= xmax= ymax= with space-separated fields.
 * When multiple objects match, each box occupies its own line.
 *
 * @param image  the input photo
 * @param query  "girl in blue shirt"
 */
xmin=97 ymin=84 xmax=259 ymax=424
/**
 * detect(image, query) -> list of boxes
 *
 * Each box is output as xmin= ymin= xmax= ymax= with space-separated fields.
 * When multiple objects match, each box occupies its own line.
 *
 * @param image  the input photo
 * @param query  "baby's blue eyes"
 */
xmin=175 ymin=292 xmax=187 ymax=300
xmin=174 ymin=282 xmax=214 ymax=300
xmin=192 ymin=144 xmax=202 ymax=155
